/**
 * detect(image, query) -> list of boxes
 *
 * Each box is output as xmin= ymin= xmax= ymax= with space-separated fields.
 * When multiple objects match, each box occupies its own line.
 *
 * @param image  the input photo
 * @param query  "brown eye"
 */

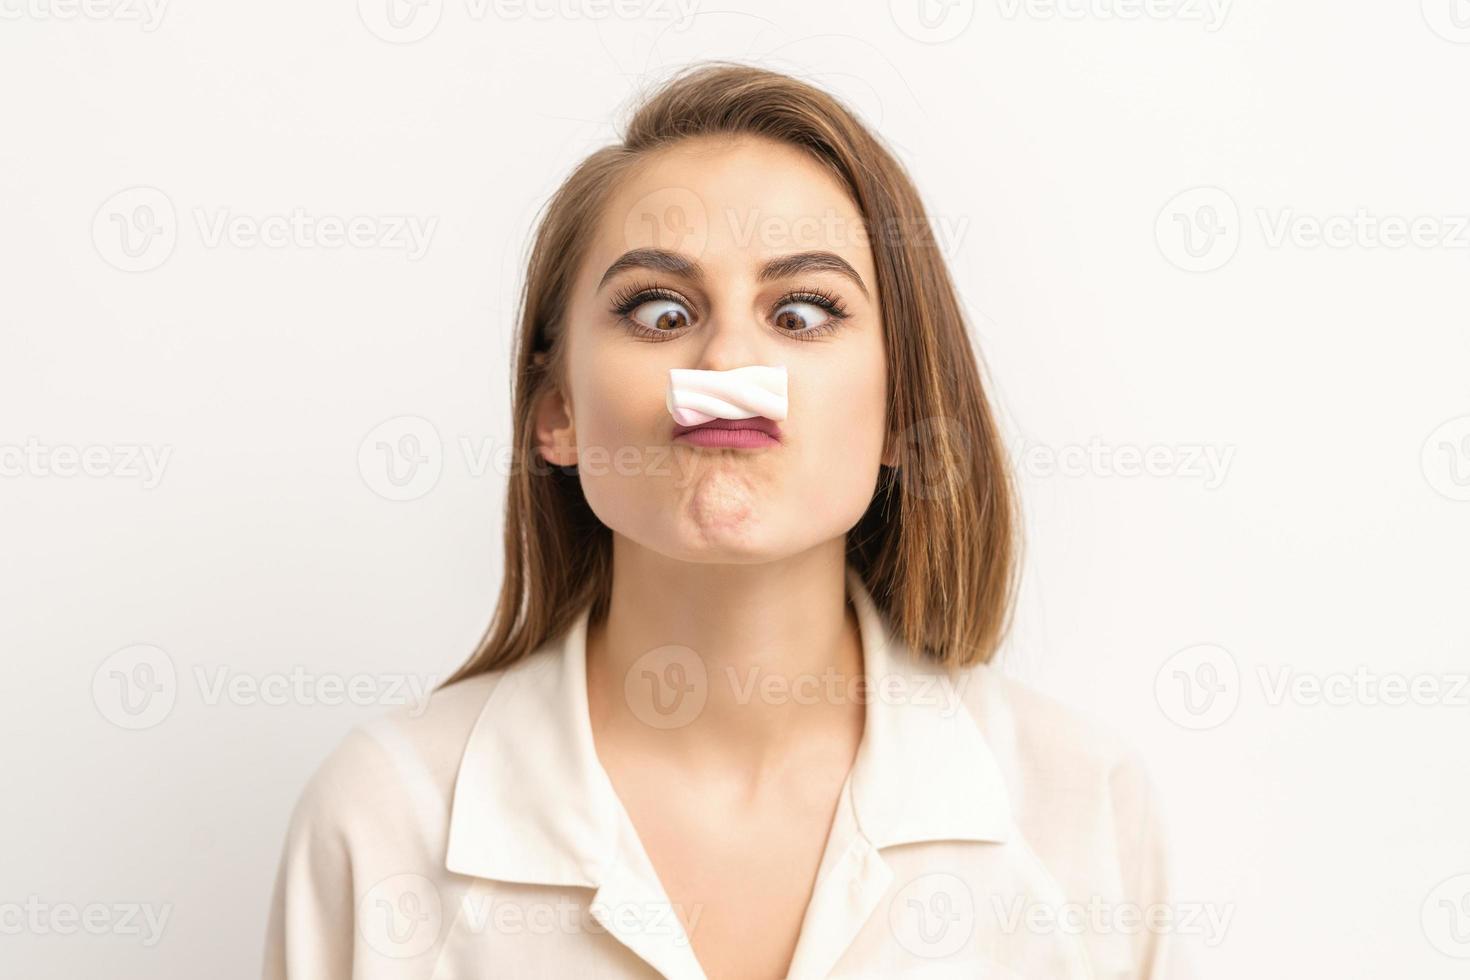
xmin=630 ymin=298 xmax=692 ymax=332
xmin=773 ymin=300 xmax=831 ymax=334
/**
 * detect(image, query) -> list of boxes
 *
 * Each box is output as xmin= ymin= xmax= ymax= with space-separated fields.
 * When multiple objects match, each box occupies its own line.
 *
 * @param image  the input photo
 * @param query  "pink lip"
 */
xmin=672 ymin=417 xmax=783 ymax=448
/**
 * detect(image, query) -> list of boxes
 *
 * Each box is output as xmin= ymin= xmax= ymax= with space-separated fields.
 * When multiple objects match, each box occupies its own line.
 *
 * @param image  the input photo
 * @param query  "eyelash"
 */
xmin=608 ymin=281 xmax=852 ymax=342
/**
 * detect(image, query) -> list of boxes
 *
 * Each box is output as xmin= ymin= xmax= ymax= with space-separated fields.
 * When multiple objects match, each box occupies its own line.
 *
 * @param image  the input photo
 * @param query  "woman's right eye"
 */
xmin=629 ymin=298 xmax=692 ymax=332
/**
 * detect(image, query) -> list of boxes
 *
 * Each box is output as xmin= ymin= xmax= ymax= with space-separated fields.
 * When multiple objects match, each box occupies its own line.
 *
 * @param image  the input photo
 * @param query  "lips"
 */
xmin=672 ymin=416 xmax=783 ymax=448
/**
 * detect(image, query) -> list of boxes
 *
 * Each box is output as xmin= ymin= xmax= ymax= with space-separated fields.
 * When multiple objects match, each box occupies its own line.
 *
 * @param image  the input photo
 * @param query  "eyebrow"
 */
xmin=597 ymin=247 xmax=870 ymax=298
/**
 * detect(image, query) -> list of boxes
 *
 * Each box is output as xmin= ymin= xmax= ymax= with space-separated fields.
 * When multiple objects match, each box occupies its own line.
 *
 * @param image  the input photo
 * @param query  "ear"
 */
xmin=532 ymin=365 xmax=577 ymax=468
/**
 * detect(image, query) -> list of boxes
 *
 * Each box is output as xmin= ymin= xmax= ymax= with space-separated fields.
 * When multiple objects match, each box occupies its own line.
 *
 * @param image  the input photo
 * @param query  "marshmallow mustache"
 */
xmin=666 ymin=365 xmax=788 ymax=426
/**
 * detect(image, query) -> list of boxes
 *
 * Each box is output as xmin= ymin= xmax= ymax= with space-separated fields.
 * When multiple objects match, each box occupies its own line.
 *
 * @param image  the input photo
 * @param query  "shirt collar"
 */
xmin=445 ymin=565 xmax=1012 ymax=887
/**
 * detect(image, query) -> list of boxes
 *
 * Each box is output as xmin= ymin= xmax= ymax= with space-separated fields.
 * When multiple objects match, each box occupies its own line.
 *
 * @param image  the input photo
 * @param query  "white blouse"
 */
xmin=262 ymin=567 xmax=1187 ymax=978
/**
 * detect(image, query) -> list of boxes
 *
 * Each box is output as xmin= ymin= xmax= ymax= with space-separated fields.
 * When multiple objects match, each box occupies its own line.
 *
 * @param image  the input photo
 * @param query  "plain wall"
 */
xmin=3 ymin=0 xmax=1469 ymax=975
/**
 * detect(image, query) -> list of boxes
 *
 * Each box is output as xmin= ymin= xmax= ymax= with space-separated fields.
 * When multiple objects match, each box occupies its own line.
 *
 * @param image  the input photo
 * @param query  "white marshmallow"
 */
xmin=666 ymin=365 xmax=788 ymax=426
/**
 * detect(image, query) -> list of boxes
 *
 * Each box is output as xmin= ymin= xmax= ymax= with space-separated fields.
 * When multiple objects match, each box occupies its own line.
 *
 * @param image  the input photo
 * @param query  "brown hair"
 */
xmin=440 ymin=61 xmax=1019 ymax=685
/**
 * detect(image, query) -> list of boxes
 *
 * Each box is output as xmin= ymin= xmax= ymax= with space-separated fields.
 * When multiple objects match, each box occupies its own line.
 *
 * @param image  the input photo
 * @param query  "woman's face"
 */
xmin=536 ymin=134 xmax=893 ymax=563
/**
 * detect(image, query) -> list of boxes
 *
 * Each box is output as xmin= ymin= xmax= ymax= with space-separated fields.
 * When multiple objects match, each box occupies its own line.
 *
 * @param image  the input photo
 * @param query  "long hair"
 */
xmin=440 ymin=61 xmax=1020 ymax=686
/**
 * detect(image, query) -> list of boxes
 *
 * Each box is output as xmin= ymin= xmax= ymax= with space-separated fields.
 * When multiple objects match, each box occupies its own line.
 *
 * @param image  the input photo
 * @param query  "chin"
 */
xmin=658 ymin=524 xmax=794 ymax=565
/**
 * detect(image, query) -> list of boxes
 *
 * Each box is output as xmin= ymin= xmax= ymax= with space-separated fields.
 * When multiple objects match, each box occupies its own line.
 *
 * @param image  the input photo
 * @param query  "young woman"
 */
xmin=263 ymin=62 xmax=1181 ymax=980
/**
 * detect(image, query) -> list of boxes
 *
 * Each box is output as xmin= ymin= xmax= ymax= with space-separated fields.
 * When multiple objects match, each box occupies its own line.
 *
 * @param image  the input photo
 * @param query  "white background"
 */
xmin=3 ymin=0 xmax=1469 ymax=976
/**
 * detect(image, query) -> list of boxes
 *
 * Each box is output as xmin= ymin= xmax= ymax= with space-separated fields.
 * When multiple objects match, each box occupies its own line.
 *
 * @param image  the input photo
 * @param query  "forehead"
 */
xmin=588 ymin=134 xmax=874 ymax=278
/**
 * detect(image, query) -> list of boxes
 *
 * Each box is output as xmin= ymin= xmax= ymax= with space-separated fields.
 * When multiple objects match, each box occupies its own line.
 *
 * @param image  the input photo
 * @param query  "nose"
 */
xmin=689 ymin=303 xmax=770 ymax=373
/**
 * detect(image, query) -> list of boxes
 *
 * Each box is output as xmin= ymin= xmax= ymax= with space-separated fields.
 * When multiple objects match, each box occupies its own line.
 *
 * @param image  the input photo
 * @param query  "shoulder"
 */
xmin=956 ymin=661 xmax=1159 ymax=808
xmin=953 ymin=663 xmax=1179 ymax=973
xmin=263 ymin=671 xmax=513 ymax=977
xmin=953 ymin=662 xmax=1169 ymax=893
xmin=281 ymin=669 xmax=507 ymax=857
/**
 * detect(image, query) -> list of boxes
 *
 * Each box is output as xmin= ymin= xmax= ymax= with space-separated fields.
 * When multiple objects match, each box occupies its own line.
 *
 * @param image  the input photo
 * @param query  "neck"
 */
xmin=585 ymin=538 xmax=866 ymax=776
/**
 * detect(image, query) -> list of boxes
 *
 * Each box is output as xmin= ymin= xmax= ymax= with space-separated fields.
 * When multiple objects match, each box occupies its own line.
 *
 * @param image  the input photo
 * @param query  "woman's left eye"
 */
xmin=629 ymin=298 xmax=691 ymax=332
xmin=773 ymin=301 xmax=831 ymax=334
